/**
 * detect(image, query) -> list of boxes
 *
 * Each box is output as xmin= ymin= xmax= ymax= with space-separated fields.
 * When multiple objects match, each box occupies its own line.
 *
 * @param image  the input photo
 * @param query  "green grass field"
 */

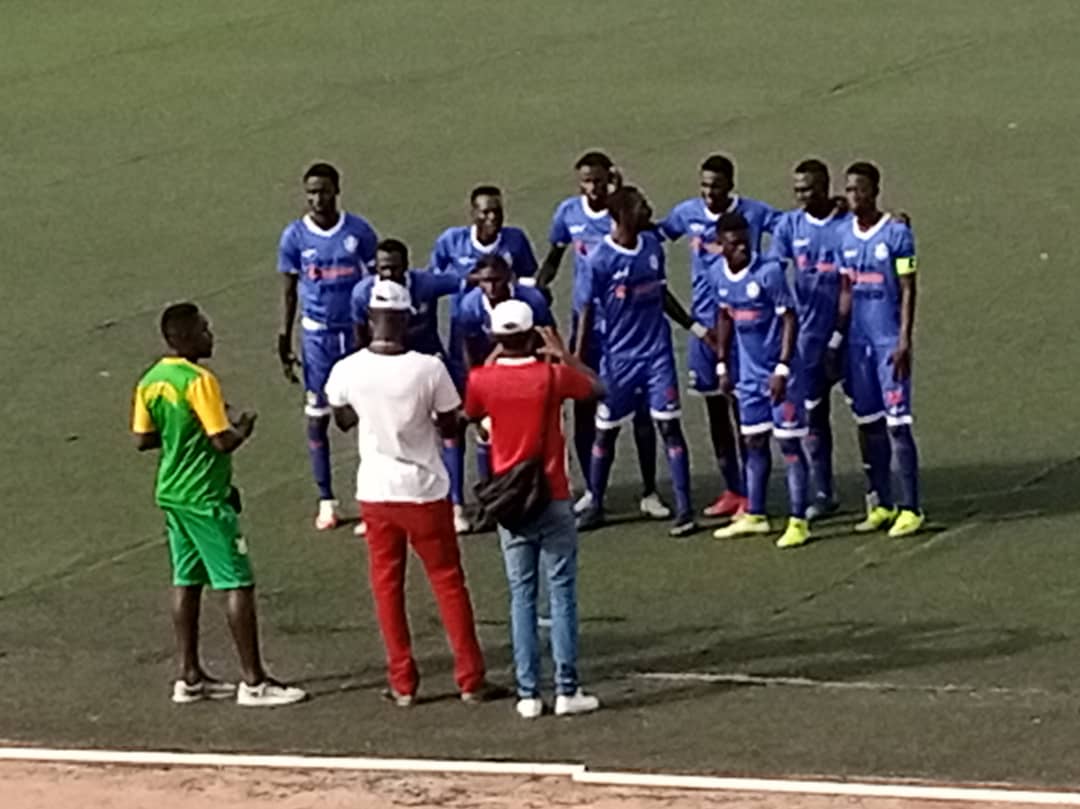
xmin=4 ymin=0 xmax=1080 ymax=786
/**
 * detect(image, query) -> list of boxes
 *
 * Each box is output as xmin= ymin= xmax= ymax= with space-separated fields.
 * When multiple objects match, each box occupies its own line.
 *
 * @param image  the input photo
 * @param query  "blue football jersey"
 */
xmin=457 ymin=284 xmax=554 ymax=360
xmin=428 ymin=225 xmax=538 ymax=283
xmin=548 ymin=195 xmax=613 ymax=315
xmin=715 ymin=254 xmax=796 ymax=384
xmin=278 ymin=212 xmax=378 ymax=329
xmin=838 ymin=214 xmax=916 ymax=345
xmin=351 ymin=269 xmax=461 ymax=356
xmin=660 ymin=195 xmax=780 ymax=326
xmin=769 ymin=208 xmax=852 ymax=340
xmin=582 ymin=232 xmax=672 ymax=360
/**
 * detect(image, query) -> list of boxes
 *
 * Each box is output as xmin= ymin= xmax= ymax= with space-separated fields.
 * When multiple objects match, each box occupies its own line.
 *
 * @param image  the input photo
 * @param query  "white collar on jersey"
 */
xmin=495 ymin=357 xmax=539 ymax=366
xmin=303 ymin=211 xmax=346 ymax=237
xmin=852 ymin=212 xmax=891 ymax=241
xmin=804 ymin=208 xmax=837 ymax=226
xmin=481 ymin=286 xmax=516 ymax=318
xmin=580 ymin=195 xmax=609 ymax=220
xmin=722 ymin=251 xmax=758 ymax=283
xmin=470 ymin=225 xmax=502 ymax=253
xmin=703 ymin=193 xmax=739 ymax=222
xmin=603 ymin=234 xmax=643 ymax=256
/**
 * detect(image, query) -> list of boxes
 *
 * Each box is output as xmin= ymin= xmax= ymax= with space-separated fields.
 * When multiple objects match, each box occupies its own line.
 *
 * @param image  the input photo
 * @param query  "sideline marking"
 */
xmin=3 ymin=747 xmax=1080 ymax=805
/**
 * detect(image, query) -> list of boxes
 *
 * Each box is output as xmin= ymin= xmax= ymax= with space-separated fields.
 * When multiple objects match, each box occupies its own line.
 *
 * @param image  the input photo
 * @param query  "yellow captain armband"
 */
xmin=895 ymin=256 xmax=917 ymax=276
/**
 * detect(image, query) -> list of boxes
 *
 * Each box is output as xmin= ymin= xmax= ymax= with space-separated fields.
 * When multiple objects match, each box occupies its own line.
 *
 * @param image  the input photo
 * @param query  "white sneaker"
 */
xmin=353 ymin=520 xmax=367 ymax=537
xmin=314 ymin=500 xmax=339 ymax=531
xmin=516 ymin=697 xmax=544 ymax=719
xmin=639 ymin=492 xmax=672 ymax=520
xmin=236 ymin=680 xmax=307 ymax=707
xmin=453 ymin=504 xmax=472 ymax=534
xmin=554 ymin=688 xmax=600 ymax=716
xmin=171 ymin=679 xmax=236 ymax=704
xmin=573 ymin=491 xmax=594 ymax=516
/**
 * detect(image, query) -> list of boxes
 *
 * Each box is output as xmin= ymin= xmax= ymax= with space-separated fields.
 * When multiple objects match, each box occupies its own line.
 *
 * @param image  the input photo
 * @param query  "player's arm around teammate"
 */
xmin=133 ymin=303 xmax=305 ymax=707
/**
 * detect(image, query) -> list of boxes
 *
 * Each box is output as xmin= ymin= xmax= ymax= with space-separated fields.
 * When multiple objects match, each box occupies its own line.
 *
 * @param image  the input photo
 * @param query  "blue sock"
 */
xmin=631 ymin=407 xmax=658 ymax=495
xmin=442 ymin=439 xmax=465 ymax=506
xmin=306 ymin=417 xmax=334 ymax=501
xmin=574 ymin=400 xmax=597 ymax=496
xmin=657 ymin=419 xmax=692 ymax=518
xmin=805 ymin=402 xmax=834 ymax=502
xmin=588 ymin=428 xmax=619 ymax=511
xmin=476 ymin=441 xmax=492 ymax=482
xmin=861 ymin=420 xmax=893 ymax=509
xmin=889 ymin=425 xmax=921 ymax=512
xmin=745 ymin=439 xmax=772 ymax=516
xmin=779 ymin=438 xmax=809 ymax=519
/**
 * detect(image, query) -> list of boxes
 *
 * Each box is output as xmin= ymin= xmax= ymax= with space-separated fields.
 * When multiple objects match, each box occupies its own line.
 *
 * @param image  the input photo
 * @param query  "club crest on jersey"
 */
xmin=746 ymin=281 xmax=761 ymax=299
xmin=874 ymin=242 xmax=889 ymax=260
xmin=343 ymin=235 xmax=359 ymax=254
xmin=301 ymin=248 xmax=318 ymax=260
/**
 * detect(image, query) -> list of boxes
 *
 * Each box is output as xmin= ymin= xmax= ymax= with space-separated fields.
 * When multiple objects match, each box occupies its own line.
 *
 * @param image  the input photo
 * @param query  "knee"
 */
xmin=656 ymin=418 xmax=685 ymax=444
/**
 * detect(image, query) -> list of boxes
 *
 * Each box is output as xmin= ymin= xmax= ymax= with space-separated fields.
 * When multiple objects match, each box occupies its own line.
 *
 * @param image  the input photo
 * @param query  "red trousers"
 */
xmin=359 ymin=498 xmax=486 ymax=696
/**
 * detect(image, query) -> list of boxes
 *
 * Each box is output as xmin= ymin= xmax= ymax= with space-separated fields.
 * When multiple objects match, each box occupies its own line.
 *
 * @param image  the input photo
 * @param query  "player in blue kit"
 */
xmin=710 ymin=212 xmax=811 ymax=549
xmin=278 ymin=162 xmax=378 ymax=531
xmin=768 ymin=159 xmax=853 ymax=522
xmin=351 ymin=239 xmax=461 ymax=358
xmin=660 ymin=155 xmax=779 ymax=520
xmin=836 ymin=162 xmax=924 ymax=538
xmin=459 ymin=254 xmax=555 ymax=369
xmin=429 ymin=186 xmax=538 ymax=527
xmin=574 ymin=187 xmax=696 ymax=537
xmin=536 ymin=152 xmax=668 ymax=521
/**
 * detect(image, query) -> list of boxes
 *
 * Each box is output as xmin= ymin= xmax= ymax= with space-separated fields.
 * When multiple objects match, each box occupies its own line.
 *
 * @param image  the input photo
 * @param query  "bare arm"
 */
xmin=575 ymin=303 xmax=593 ymax=361
xmin=535 ymin=244 xmax=567 ymax=288
xmin=332 ymin=405 xmax=358 ymax=433
xmin=133 ymin=432 xmax=161 ymax=452
xmin=208 ymin=412 xmax=256 ymax=454
xmin=663 ymin=288 xmax=694 ymax=331
xmin=536 ymin=326 xmax=604 ymax=400
xmin=898 ymin=274 xmax=916 ymax=352
xmin=281 ymin=274 xmax=298 ymax=342
xmin=836 ymin=273 xmax=852 ymax=335
xmin=435 ymin=409 xmax=463 ymax=441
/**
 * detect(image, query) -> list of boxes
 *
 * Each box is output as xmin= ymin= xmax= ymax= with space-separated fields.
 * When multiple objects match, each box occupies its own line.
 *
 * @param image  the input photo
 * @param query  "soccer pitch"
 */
xmin=3 ymin=0 xmax=1080 ymax=789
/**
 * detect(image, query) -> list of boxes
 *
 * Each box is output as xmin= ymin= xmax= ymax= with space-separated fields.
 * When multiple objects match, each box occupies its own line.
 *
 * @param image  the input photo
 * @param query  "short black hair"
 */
xmin=376 ymin=238 xmax=409 ymax=266
xmin=846 ymin=161 xmax=880 ymax=190
xmin=701 ymin=154 xmax=735 ymax=182
xmin=474 ymin=253 xmax=511 ymax=275
xmin=303 ymin=162 xmax=340 ymax=190
xmin=717 ymin=211 xmax=750 ymax=234
xmin=795 ymin=158 xmax=830 ymax=184
xmin=574 ymin=151 xmax=613 ymax=171
xmin=606 ymin=185 xmax=642 ymax=225
xmin=470 ymin=185 xmax=502 ymax=204
xmin=160 ymin=302 xmax=202 ymax=347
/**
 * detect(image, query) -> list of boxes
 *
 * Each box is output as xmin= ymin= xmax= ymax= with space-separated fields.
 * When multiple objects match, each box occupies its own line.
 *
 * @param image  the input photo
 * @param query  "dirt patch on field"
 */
xmin=1 ymin=762 xmax=1063 ymax=809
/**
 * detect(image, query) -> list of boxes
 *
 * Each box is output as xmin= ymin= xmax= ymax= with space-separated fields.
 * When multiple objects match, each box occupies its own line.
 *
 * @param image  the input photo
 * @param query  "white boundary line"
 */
xmin=3 ymin=747 xmax=1080 ymax=805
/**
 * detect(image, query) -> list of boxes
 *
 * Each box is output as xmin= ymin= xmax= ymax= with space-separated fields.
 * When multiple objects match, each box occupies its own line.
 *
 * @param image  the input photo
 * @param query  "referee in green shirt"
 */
xmin=132 ymin=302 xmax=305 ymax=707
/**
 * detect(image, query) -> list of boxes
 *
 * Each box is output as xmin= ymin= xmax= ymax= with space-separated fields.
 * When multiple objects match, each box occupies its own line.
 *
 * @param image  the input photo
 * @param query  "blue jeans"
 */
xmin=497 ymin=499 xmax=579 ymax=698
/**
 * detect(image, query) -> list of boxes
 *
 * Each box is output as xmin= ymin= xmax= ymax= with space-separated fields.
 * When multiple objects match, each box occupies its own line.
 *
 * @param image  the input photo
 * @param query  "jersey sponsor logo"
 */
xmin=844 ymin=249 xmax=858 ymax=258
xmin=301 ymin=248 xmax=318 ymax=260
xmin=731 ymin=308 xmax=762 ymax=322
xmin=689 ymin=223 xmax=706 ymax=234
xmin=874 ymin=242 xmax=890 ymax=260
xmin=306 ymin=265 xmax=357 ymax=281
xmin=854 ymin=271 xmax=885 ymax=284
xmin=457 ymin=256 xmax=472 ymax=265
xmin=746 ymin=281 xmax=761 ymax=299
xmin=569 ymin=225 xmax=586 ymax=235
xmin=343 ymin=235 xmax=359 ymax=253
xmin=793 ymin=238 xmax=811 ymax=247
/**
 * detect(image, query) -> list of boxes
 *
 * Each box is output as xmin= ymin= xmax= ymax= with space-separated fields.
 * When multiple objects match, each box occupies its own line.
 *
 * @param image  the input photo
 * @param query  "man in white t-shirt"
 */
xmin=326 ymin=279 xmax=489 ymax=706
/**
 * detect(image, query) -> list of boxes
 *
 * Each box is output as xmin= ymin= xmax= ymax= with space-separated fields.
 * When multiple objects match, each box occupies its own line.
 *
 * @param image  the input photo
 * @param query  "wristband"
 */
xmin=690 ymin=322 xmax=708 ymax=339
xmin=773 ymin=363 xmax=790 ymax=377
xmin=828 ymin=330 xmax=844 ymax=350
xmin=715 ymin=361 xmax=727 ymax=377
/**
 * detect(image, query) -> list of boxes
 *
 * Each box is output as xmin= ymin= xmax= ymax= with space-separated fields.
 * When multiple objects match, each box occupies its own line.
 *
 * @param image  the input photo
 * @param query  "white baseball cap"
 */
xmin=369 ymin=279 xmax=411 ymax=311
xmin=490 ymin=299 xmax=534 ymax=336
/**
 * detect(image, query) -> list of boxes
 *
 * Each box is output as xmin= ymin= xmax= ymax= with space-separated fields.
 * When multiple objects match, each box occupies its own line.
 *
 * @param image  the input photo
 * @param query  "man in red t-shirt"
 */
xmin=464 ymin=299 xmax=604 ymax=720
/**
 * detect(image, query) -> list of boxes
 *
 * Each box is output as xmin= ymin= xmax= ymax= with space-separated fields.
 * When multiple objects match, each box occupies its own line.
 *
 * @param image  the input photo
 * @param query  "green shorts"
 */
xmin=163 ymin=503 xmax=254 ymax=590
